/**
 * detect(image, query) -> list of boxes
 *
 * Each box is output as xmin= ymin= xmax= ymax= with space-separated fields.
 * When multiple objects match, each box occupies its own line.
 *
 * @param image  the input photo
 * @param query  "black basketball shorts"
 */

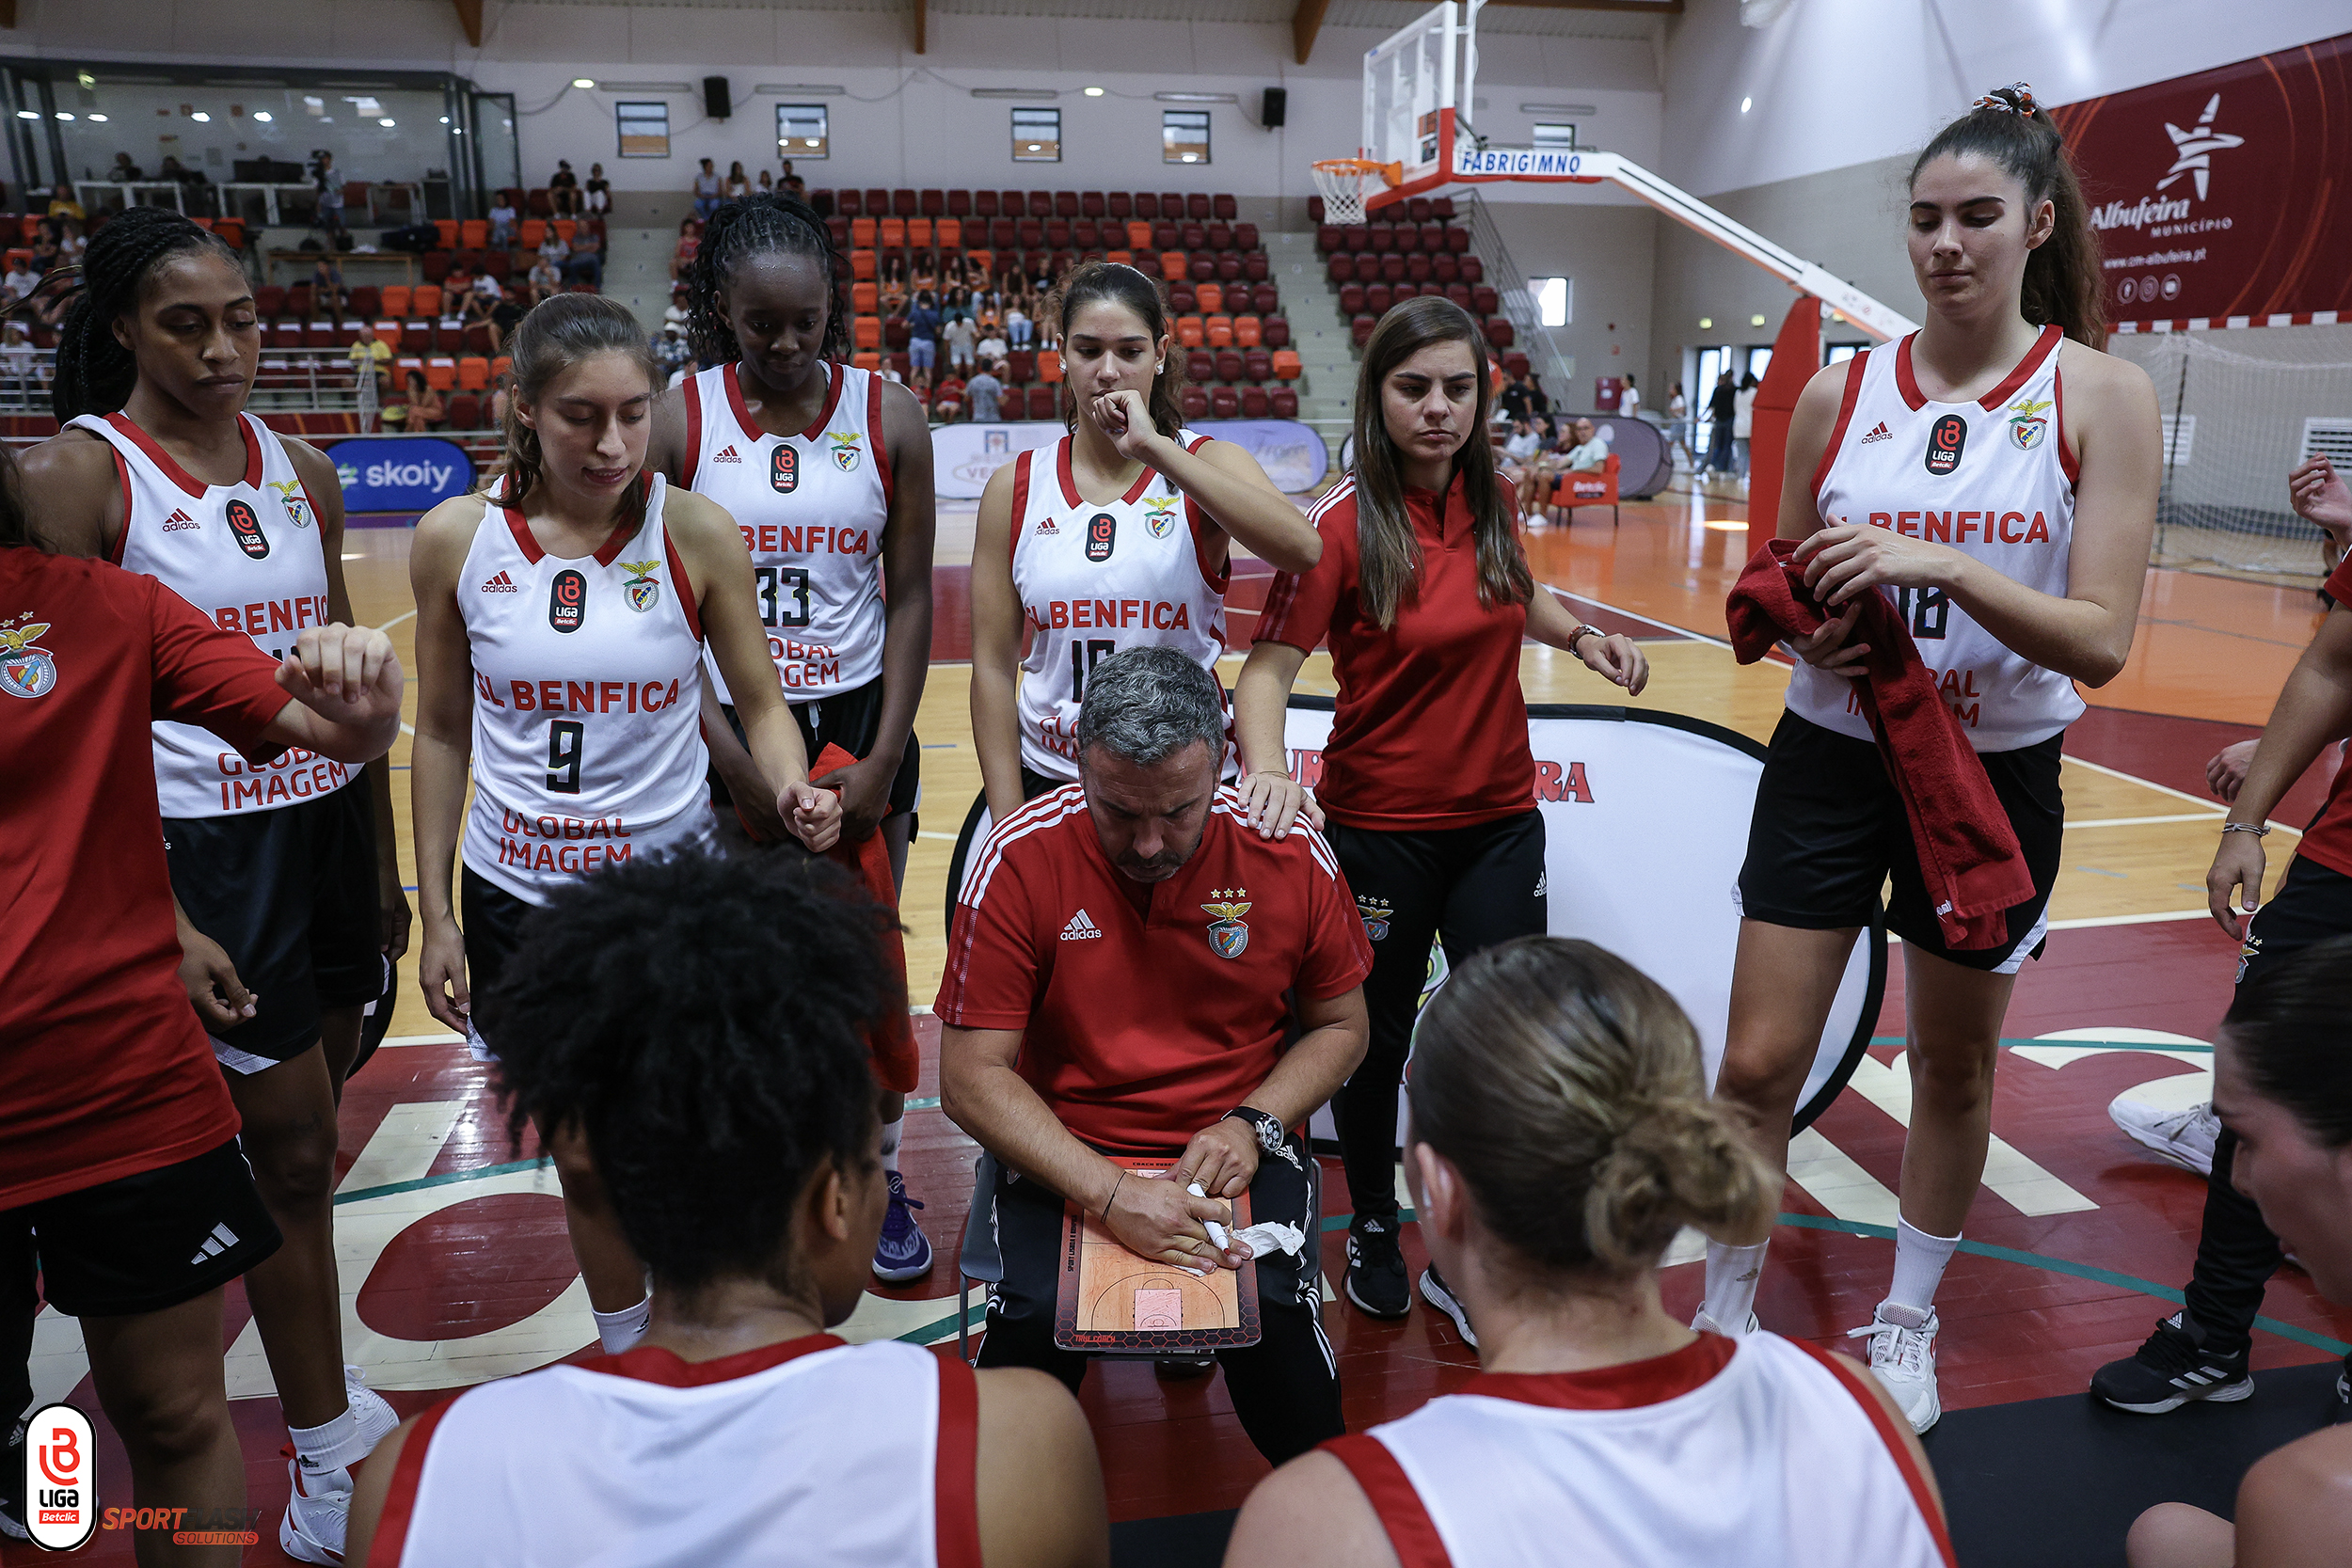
xmin=708 ymin=674 xmax=921 ymax=832
xmin=0 ymin=1139 xmax=281 ymax=1317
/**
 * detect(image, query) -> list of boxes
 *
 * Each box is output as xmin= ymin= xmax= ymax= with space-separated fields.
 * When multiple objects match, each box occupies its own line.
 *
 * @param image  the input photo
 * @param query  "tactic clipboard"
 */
xmin=1053 ymin=1158 xmax=1262 ymax=1355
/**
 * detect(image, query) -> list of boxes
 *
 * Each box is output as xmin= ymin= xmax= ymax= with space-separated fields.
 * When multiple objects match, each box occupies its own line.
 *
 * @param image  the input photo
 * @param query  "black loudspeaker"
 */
xmin=703 ymin=75 xmax=732 ymax=119
xmin=1262 ymin=87 xmax=1287 ymax=128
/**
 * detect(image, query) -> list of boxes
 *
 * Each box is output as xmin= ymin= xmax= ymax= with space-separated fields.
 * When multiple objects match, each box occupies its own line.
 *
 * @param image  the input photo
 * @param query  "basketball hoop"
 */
xmin=1311 ymin=157 xmax=1403 ymax=227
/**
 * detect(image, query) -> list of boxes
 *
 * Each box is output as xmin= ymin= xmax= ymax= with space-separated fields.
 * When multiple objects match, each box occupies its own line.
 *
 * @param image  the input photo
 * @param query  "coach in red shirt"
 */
xmin=2 ymin=505 xmax=402 ymax=1555
xmin=938 ymin=643 xmax=1370 ymax=1465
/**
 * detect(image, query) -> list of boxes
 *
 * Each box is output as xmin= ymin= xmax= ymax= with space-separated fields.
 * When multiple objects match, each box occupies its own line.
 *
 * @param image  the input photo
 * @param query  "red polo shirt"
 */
xmin=936 ymin=784 xmax=1372 ymax=1155
xmin=1 ymin=549 xmax=289 ymax=1208
xmin=1257 ymin=471 xmax=1538 ymax=830
xmin=2294 ymin=554 xmax=2352 ymax=879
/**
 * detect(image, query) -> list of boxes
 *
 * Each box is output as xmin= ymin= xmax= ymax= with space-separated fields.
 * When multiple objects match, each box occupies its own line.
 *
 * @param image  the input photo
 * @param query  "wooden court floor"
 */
xmin=14 ymin=485 xmax=2351 ymax=1564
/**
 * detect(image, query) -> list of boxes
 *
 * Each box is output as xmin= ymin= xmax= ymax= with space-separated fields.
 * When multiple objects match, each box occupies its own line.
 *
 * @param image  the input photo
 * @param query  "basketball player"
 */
xmin=648 ymin=193 xmax=941 ymax=1283
xmin=968 ymin=260 xmax=1320 ymax=823
xmin=2123 ymin=939 xmax=2352 ymax=1568
xmin=346 ymin=852 xmax=1106 ymax=1568
xmin=409 ymin=295 xmax=840 ymax=1362
xmin=1222 ymin=939 xmax=1952 ymax=1568
xmin=5 ymin=447 xmax=405 ymax=1564
xmin=1692 ymin=84 xmax=2161 ymax=1432
xmin=15 ymin=206 xmax=408 ymax=1560
xmin=1233 ymin=296 xmax=1647 ymax=1335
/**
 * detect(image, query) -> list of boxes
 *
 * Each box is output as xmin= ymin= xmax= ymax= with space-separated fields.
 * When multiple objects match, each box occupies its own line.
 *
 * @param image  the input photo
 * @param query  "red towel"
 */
xmin=810 ymin=742 xmax=921 ymax=1094
xmin=1725 ymin=539 xmax=2034 ymax=951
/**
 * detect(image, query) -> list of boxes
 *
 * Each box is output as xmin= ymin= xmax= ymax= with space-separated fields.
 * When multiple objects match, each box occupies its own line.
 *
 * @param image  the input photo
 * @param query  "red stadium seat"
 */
xmin=893 ymin=189 xmax=918 ymax=216
xmin=865 ymin=188 xmax=891 ymax=218
xmin=810 ymin=188 xmax=837 ymax=216
xmin=1406 ymin=254 xmax=1432 ymax=284
xmin=1072 ymin=219 xmax=1099 ymax=249
xmin=1106 ymin=191 xmax=1133 ymax=219
xmin=1269 ymin=386 xmax=1298 ymax=418
xmin=1181 ymin=223 xmax=1206 ymax=251
xmin=921 ymin=189 xmax=945 ymax=216
xmin=1328 ymin=255 xmax=1356 ymax=285
xmin=1056 ymin=191 xmax=1080 ymax=218
xmin=1431 ymin=252 xmax=1459 ymax=283
xmin=1431 ymin=197 xmax=1456 ymax=221
xmin=1081 ymin=190 xmax=1105 ymax=217
xmin=1233 ymin=223 xmax=1259 ymax=250
xmin=946 ymin=189 xmax=973 ymax=216
xmin=1044 ymin=219 xmax=1071 ymax=248
xmin=1262 ymin=316 xmax=1290 ymax=350
xmin=1485 ymin=316 xmax=1515 ymax=350
xmin=1133 ymin=192 xmax=1159 ymax=220
xmin=346 ymin=284 xmax=380 ymax=319
xmin=1365 ymin=283 xmax=1393 ymax=315
xmin=1210 ymin=385 xmax=1238 ymax=417
xmin=255 ymin=284 xmax=288 ymax=319
xmin=1249 ymin=284 xmax=1278 ymax=314
xmin=835 ymin=189 xmax=863 ymax=216
xmin=1380 ymin=255 xmax=1406 ymax=284
xmin=1027 ymin=191 xmax=1054 ymax=217
xmin=1243 ymin=349 xmax=1271 ymax=383
xmin=1187 ymin=193 xmax=1212 ymax=220
xmin=1308 ymin=196 xmax=1327 ymax=223
xmin=973 ymin=190 xmax=999 ymax=217
xmin=1446 ymin=283 xmax=1473 ymax=310
xmin=1470 ymin=283 xmax=1499 ymax=316
xmin=1351 ymin=313 xmax=1375 ymax=346
xmin=1459 ymin=256 xmax=1485 ymax=285
xmin=1447 ymin=227 xmax=1472 ymax=254
xmin=1339 ymin=282 xmax=1367 ymax=317
xmin=1406 ymin=198 xmax=1432 ymax=223
xmin=1317 ymin=224 xmax=1343 ymax=255
xmin=1215 ymin=348 xmax=1243 ymax=382
xmin=1026 ymin=385 xmax=1058 ymax=420
xmin=1183 ymin=385 xmax=1209 ymax=420
xmin=1241 ymin=252 xmax=1268 ymax=283
xmin=1017 ymin=219 xmax=1044 ymax=248
xmin=1186 ymin=347 xmax=1215 ymax=383
xmin=1161 ymin=192 xmax=1185 ymax=220
xmin=1167 ymin=281 xmax=1196 ymax=313
xmin=1213 ymin=193 xmax=1237 ymax=221
xmin=1502 ymin=352 xmax=1531 ymax=380
xmin=1240 ymin=385 xmax=1268 ymax=418
xmin=1343 ymin=226 xmax=1371 ymax=254
xmin=1008 ymin=350 xmax=1035 ymax=384
xmin=1188 ymin=256 xmax=1216 ymax=283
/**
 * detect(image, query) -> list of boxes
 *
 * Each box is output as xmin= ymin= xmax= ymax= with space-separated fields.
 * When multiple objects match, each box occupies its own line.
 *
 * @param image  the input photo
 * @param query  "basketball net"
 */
xmin=1311 ymin=157 xmax=1403 ymax=227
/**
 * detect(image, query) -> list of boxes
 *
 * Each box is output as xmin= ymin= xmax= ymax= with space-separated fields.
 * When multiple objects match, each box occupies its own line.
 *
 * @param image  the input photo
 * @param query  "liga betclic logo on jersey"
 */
xmin=25 ymin=1401 xmax=96 ymax=1550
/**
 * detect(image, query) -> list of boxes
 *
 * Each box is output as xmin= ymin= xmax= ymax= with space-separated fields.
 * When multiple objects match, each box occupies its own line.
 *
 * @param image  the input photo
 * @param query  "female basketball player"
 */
xmin=2124 ymin=938 xmax=2352 ymax=1568
xmin=647 ymin=192 xmax=941 ymax=1283
xmin=1232 ymin=295 xmax=1647 ymax=1334
xmin=1692 ymin=85 xmax=2161 ymax=1433
xmin=409 ymin=294 xmax=840 ymax=1360
xmin=968 ymin=260 xmax=1319 ymax=822
xmin=16 ymin=206 xmax=408 ymax=1561
xmin=347 ymin=853 xmax=1106 ymax=1568
xmin=1222 ymin=938 xmax=1952 ymax=1568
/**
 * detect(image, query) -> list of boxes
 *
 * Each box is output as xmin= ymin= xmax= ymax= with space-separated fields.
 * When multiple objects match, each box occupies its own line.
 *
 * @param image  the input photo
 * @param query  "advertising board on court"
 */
xmin=328 ymin=436 xmax=477 ymax=515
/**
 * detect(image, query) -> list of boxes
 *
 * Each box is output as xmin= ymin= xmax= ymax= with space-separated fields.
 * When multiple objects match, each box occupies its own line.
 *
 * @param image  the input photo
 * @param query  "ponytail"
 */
xmin=51 ymin=206 xmax=243 ymax=422
xmin=1046 ymin=260 xmax=1186 ymax=440
xmin=1406 ymin=937 xmax=1775 ymax=1281
xmin=497 ymin=293 xmax=660 ymax=515
xmin=1912 ymin=82 xmax=2106 ymax=347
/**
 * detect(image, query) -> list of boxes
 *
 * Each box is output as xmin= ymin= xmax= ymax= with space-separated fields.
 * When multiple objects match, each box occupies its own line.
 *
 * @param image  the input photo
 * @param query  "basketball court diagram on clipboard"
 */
xmin=943 ymin=699 xmax=1884 ymax=1140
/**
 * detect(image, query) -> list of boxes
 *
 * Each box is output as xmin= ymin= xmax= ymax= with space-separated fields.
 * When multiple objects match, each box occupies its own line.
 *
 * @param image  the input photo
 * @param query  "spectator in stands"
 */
xmin=913 ymin=252 xmax=940 ymax=299
xmin=488 ymin=370 xmax=513 ymax=430
xmin=907 ymin=289 xmax=941 ymax=391
xmin=347 ymin=322 xmax=392 ymax=400
xmin=45 ymin=182 xmax=84 ymax=224
xmin=1005 ymin=296 xmax=1031 ymax=350
xmin=1732 ymin=370 xmax=1758 ymax=482
xmin=563 ymin=227 xmax=604 ymax=291
xmin=106 ymin=152 xmax=141 ymax=182
xmin=526 ymin=252 xmax=563 ymax=309
xmin=487 ymin=193 xmax=518 ymax=248
xmin=945 ymin=308 xmax=977 ymax=375
xmin=3 ymin=255 xmax=39 ymax=301
xmin=691 ymin=158 xmax=723 ymax=223
xmin=399 ymin=369 xmax=444 ymax=434
xmin=1558 ymin=417 xmax=1609 ymax=474
xmin=756 ymin=169 xmax=774 ymax=197
xmin=538 ymin=224 xmax=570 ymax=276
xmin=53 ymin=220 xmax=86 ymax=268
xmin=312 ymin=151 xmax=343 ymax=232
xmin=461 ymin=274 xmax=503 ymax=344
xmin=780 ymin=161 xmax=805 ymax=203
xmin=653 ymin=321 xmax=692 ymax=382
xmin=1 ymin=318 xmax=43 ymax=403
xmin=977 ymin=321 xmax=1008 ymax=369
xmin=1501 ymin=416 xmax=1544 ymax=517
xmin=967 ymin=359 xmax=1005 ymax=424
xmin=880 ymin=253 xmax=909 ymax=314
xmin=584 ymin=163 xmax=611 ymax=214
xmin=310 ymin=253 xmax=345 ymax=320
xmin=1501 ymin=371 xmax=1534 ymax=424
xmin=931 ymin=369 xmax=966 ymax=422
xmin=548 ymin=159 xmax=581 ymax=216
xmin=669 ymin=219 xmax=701 ymax=282
xmin=723 ymin=162 xmax=751 ymax=202
xmin=662 ymin=283 xmax=689 ymax=332
xmin=28 ymin=229 xmax=59 ymax=277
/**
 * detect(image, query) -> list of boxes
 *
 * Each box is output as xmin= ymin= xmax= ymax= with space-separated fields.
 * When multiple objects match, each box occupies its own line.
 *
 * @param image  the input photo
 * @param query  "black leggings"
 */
xmin=1327 ymin=812 xmax=1548 ymax=1221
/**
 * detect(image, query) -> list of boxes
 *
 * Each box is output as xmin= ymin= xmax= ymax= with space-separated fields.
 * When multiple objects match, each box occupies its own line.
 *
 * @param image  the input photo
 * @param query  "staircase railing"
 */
xmin=1452 ymin=190 xmax=1575 ymax=404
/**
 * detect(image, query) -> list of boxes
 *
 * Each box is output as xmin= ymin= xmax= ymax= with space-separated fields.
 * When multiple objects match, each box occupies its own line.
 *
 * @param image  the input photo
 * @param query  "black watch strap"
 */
xmin=1222 ymin=1106 xmax=1286 ymax=1153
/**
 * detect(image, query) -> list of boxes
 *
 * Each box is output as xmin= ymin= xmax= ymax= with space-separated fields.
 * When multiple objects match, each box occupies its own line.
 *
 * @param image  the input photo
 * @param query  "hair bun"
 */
xmin=1973 ymin=81 xmax=2040 ymax=117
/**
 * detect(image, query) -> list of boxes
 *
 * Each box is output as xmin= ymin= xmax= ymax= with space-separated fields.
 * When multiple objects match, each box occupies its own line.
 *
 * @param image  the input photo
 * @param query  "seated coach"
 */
xmin=938 ymin=646 xmax=1372 ymax=1465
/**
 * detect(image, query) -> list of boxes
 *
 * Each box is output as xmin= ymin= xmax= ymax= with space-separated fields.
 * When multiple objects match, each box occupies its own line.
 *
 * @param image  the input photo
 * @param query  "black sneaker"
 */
xmin=2090 ymin=1311 xmax=2254 ymax=1413
xmin=1344 ymin=1214 xmax=1410 ymax=1319
xmin=2 ymin=1417 xmax=25 ymax=1542
xmin=1420 ymin=1265 xmax=1478 ymax=1349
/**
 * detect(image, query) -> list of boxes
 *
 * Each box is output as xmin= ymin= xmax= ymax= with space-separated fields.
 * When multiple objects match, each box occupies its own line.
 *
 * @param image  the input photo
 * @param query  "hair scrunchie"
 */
xmin=1974 ymin=82 xmax=2038 ymax=115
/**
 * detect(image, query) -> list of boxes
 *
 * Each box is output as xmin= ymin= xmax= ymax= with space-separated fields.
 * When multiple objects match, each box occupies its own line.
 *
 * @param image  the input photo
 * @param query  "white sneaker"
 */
xmin=344 ymin=1365 xmax=401 ymax=1459
xmin=1692 ymin=1306 xmax=1759 ymax=1336
xmin=280 ymin=1455 xmax=353 ymax=1564
xmin=1849 ymin=1303 xmax=1941 ymax=1433
xmin=2109 ymin=1096 xmax=2220 ymax=1177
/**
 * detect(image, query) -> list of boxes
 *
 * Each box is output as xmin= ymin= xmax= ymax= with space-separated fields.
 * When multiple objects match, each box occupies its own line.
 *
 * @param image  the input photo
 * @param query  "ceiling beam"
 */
xmin=1293 ymin=0 xmax=1331 ymax=65
xmin=452 ymin=0 xmax=483 ymax=47
xmin=1484 ymin=0 xmax=1681 ymax=10
xmin=914 ymin=0 xmax=928 ymax=54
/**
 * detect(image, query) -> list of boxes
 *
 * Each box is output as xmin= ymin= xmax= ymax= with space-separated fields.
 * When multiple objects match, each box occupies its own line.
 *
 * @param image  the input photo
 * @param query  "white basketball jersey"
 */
xmin=1338 ymin=1333 xmax=1952 ymax=1568
xmin=1009 ymin=434 xmax=1231 ymax=779
xmin=75 ymin=411 xmax=350 ymax=817
xmin=456 ymin=476 xmax=712 ymax=905
xmin=375 ymin=1335 xmax=983 ymax=1568
xmin=683 ymin=359 xmax=889 ymax=703
xmin=1790 ymin=325 xmax=2083 ymax=752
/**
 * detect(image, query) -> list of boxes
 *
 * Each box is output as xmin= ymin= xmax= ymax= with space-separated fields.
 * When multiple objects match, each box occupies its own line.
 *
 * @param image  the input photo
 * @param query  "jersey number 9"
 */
xmin=547 ymin=720 xmax=585 ymax=794
xmin=755 ymin=565 xmax=813 ymax=629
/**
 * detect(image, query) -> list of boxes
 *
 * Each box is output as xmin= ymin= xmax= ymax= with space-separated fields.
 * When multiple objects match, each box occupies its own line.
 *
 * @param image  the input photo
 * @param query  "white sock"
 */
xmin=1702 ymin=1240 xmax=1769 ymax=1331
xmin=593 ymin=1291 xmax=654 ymax=1354
xmin=1883 ymin=1219 xmax=1960 ymax=1326
xmin=879 ymin=1114 xmax=904 ymax=1176
xmin=288 ymin=1402 xmax=364 ymax=1477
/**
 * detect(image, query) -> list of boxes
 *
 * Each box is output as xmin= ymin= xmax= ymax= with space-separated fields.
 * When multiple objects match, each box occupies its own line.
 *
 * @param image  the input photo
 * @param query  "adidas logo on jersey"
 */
xmin=161 ymin=508 xmax=199 ymax=531
xmin=188 ymin=1222 xmax=241 ymax=1266
xmin=1060 ymin=910 xmax=1103 ymax=941
xmin=480 ymin=570 xmax=520 ymax=593
xmin=1858 ymin=421 xmax=1893 ymax=445
xmin=714 ymin=445 xmax=741 ymax=464
xmin=1034 ymin=518 xmax=1058 ymax=535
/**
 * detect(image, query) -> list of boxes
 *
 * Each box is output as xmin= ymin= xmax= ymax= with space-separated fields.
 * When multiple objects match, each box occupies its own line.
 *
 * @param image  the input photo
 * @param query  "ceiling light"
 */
xmin=87 ymin=113 xmax=107 ymax=122
xmin=253 ymin=111 xmax=272 ymax=122
xmin=438 ymin=115 xmax=450 ymax=124
xmin=1698 ymin=316 xmax=1712 ymax=329
xmin=55 ymin=112 xmax=73 ymax=121
xmin=1520 ymin=102 xmax=1597 ymax=117
xmin=572 ymin=78 xmax=596 ymax=90
xmin=1750 ymin=313 xmax=1766 ymax=326
xmin=1155 ymin=91 xmax=1236 ymax=104
xmin=191 ymin=111 xmax=211 ymax=122
xmin=803 ymin=137 xmax=819 ymax=146
xmin=1027 ymin=143 xmax=1042 ymax=150
xmin=379 ymin=118 xmax=396 ymax=127
xmin=1084 ymin=87 xmax=1104 ymax=97
xmin=972 ymin=87 xmax=1057 ymax=100
xmin=755 ymin=84 xmax=846 ymax=96
xmin=75 ymin=72 xmax=94 ymax=87
xmin=13 ymin=110 xmax=34 ymax=120
xmin=1740 ymin=97 xmax=1752 ymax=113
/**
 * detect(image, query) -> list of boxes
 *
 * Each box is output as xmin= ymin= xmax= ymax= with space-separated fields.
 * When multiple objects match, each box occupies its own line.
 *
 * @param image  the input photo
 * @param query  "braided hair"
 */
xmin=51 ymin=206 xmax=243 ymax=423
xmin=684 ymin=193 xmax=848 ymax=368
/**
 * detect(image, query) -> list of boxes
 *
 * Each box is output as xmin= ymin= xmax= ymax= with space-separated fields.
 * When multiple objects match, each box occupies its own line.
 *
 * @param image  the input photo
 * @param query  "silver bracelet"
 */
xmin=2221 ymin=822 xmax=2271 ymax=837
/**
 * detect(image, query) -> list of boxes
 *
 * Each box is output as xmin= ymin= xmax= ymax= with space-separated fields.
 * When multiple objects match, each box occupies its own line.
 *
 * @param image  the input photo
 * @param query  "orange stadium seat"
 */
xmin=1176 ymin=316 xmax=1205 ymax=348
xmin=1206 ymin=314 xmax=1233 ymax=348
xmin=853 ymin=316 xmax=882 ymax=351
xmin=1234 ymin=315 xmax=1262 ymax=347
xmin=851 ymin=249 xmax=877 ymax=280
xmin=853 ymin=351 xmax=882 ymax=372
xmin=410 ymin=285 xmax=442 ymax=319
xmin=460 ymin=219 xmax=488 ymax=248
xmin=553 ymin=219 xmax=577 ymax=243
xmin=851 ymin=281 xmax=879 ymax=314
xmin=1196 ymin=282 xmax=1223 ymax=315
xmin=1127 ymin=220 xmax=1152 ymax=250
xmin=851 ymin=217 xmax=877 ymax=247
xmin=936 ymin=217 xmax=961 ymax=248
xmin=424 ymin=356 xmax=458 ymax=390
xmin=1037 ymin=348 xmax=1062 ymax=383
xmin=519 ymin=219 xmax=546 ymax=248
xmin=457 ymin=356 xmax=491 ymax=390
xmin=1159 ymin=250 xmax=1186 ymax=280
xmin=433 ymin=219 xmax=460 ymax=248
xmin=907 ymin=216 xmax=931 ymax=247
xmin=879 ymin=216 xmax=905 ymax=247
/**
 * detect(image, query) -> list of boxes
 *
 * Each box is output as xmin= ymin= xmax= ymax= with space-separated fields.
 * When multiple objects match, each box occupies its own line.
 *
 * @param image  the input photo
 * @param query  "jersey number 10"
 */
xmin=755 ymin=565 xmax=812 ymax=629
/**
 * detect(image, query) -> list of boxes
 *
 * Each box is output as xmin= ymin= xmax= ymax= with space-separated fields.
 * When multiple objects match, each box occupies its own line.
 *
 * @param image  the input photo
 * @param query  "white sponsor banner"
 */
xmin=930 ymin=419 xmax=1331 ymax=499
xmin=945 ymin=702 xmax=1881 ymax=1138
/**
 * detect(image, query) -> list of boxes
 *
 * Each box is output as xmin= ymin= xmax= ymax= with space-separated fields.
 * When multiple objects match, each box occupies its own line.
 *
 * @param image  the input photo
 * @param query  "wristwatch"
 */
xmin=1222 ymin=1106 xmax=1287 ymax=1156
xmin=1565 ymin=624 xmax=1603 ymax=657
